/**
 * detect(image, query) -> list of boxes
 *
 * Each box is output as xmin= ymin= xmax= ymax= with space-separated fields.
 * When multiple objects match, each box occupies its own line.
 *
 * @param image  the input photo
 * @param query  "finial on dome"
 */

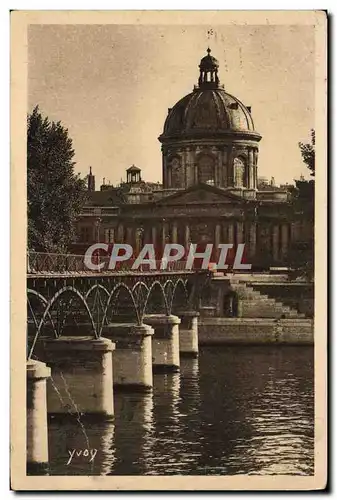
xmin=207 ymin=47 xmax=211 ymax=55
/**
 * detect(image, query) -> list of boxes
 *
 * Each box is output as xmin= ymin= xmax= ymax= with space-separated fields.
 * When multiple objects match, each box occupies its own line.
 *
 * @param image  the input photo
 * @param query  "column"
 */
xmin=217 ymin=149 xmax=222 ymax=186
xmin=144 ymin=314 xmax=181 ymax=372
xmin=215 ymin=223 xmax=221 ymax=247
xmin=214 ymin=223 xmax=221 ymax=262
xmin=185 ymin=223 xmax=190 ymax=250
xmin=249 ymin=222 xmax=257 ymax=258
xmin=177 ymin=311 xmax=199 ymax=358
xmin=27 ymin=360 xmax=51 ymax=474
xmin=223 ymin=147 xmax=228 ymax=187
xmin=236 ymin=221 xmax=244 ymax=244
xmin=228 ymin=222 xmax=234 ymax=244
xmin=228 ymin=146 xmax=234 ymax=186
xmin=151 ymin=225 xmax=157 ymax=247
xmin=172 ymin=221 xmax=178 ymax=244
xmin=117 ymin=223 xmax=124 ymax=243
xmin=185 ymin=148 xmax=192 ymax=187
xmin=42 ymin=337 xmax=115 ymax=418
xmin=290 ymin=221 xmax=299 ymax=243
xmin=126 ymin=226 xmax=133 ymax=246
xmin=281 ymin=223 xmax=289 ymax=261
xmin=272 ymin=225 xmax=280 ymax=263
xmin=142 ymin=226 xmax=150 ymax=245
xmin=102 ymin=323 xmax=154 ymax=391
xmin=163 ymin=153 xmax=168 ymax=188
xmin=248 ymin=149 xmax=254 ymax=188
xmin=254 ymin=150 xmax=259 ymax=189
xmin=135 ymin=228 xmax=142 ymax=254
xmin=92 ymin=225 xmax=97 ymax=243
xmin=168 ymin=166 xmax=172 ymax=188
xmin=162 ymin=222 xmax=168 ymax=248
xmin=222 ymin=221 xmax=228 ymax=242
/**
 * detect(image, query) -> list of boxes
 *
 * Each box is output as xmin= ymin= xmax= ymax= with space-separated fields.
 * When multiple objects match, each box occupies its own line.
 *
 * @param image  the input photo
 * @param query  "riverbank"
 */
xmin=198 ymin=317 xmax=313 ymax=345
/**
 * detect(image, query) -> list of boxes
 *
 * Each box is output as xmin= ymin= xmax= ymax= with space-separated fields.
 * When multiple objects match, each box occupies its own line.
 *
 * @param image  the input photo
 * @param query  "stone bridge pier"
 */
xmin=102 ymin=323 xmax=154 ymax=391
xmin=176 ymin=311 xmax=199 ymax=357
xmin=27 ymin=359 xmax=51 ymax=474
xmin=144 ymin=314 xmax=181 ymax=372
xmin=35 ymin=337 xmax=115 ymax=418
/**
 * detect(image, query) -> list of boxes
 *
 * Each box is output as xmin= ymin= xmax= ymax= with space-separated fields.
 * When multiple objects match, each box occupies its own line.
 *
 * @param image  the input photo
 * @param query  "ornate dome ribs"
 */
xmin=159 ymin=49 xmax=261 ymax=191
xmin=161 ymin=89 xmax=257 ymax=139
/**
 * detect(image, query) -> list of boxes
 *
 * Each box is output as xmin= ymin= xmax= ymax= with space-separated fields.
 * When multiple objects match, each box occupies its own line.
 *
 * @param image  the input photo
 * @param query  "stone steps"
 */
xmin=230 ymin=282 xmax=305 ymax=320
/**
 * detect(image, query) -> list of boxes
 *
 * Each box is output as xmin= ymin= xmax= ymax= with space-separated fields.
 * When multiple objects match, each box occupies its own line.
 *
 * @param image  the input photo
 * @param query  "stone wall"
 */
xmin=198 ymin=318 xmax=313 ymax=345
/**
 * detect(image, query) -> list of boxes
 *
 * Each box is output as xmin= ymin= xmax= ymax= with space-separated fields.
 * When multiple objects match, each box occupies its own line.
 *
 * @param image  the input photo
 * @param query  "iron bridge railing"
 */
xmin=27 ymin=252 xmax=191 ymax=275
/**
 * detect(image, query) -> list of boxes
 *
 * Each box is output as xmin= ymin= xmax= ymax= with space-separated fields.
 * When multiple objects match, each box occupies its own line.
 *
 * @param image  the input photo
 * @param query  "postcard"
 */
xmin=11 ymin=10 xmax=327 ymax=491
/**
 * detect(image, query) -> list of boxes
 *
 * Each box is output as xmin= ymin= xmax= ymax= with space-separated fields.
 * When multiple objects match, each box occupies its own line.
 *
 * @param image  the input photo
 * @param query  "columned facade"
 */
xmin=74 ymin=49 xmax=300 ymax=270
xmin=110 ymin=207 xmax=293 ymax=269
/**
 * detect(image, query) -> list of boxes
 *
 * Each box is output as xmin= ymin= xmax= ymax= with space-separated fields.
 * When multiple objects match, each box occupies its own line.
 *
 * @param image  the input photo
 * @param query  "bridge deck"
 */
xmin=27 ymin=270 xmax=196 ymax=279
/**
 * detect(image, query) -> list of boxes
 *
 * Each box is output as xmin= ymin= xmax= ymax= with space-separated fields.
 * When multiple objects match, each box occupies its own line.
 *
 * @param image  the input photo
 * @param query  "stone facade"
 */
xmin=73 ymin=49 xmax=312 ymax=270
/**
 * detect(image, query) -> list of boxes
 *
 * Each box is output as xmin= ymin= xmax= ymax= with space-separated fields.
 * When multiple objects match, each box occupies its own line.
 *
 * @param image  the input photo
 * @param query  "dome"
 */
xmin=199 ymin=47 xmax=219 ymax=69
xmin=159 ymin=48 xmax=261 ymax=143
xmin=161 ymin=88 xmax=258 ymax=139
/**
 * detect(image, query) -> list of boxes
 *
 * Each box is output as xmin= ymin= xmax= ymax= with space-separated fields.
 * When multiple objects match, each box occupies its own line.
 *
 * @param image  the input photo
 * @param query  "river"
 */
xmin=47 ymin=345 xmax=314 ymax=476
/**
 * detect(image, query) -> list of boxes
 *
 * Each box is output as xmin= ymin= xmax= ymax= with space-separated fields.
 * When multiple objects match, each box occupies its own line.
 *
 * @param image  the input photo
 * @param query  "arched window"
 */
xmin=198 ymin=155 xmax=215 ymax=185
xmin=233 ymin=157 xmax=246 ymax=187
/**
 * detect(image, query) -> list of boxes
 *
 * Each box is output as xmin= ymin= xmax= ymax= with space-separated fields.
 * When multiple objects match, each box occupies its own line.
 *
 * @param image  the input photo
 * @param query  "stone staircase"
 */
xmin=230 ymin=281 xmax=306 ymax=319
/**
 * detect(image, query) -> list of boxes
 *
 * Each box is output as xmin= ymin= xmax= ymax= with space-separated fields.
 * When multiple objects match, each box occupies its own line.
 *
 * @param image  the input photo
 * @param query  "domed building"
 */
xmin=159 ymin=48 xmax=261 ymax=195
xmin=75 ymin=49 xmax=308 ymax=270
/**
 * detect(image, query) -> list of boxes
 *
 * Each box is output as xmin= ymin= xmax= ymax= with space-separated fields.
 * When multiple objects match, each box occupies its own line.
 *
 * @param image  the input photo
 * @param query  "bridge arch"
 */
xmin=85 ymin=283 xmax=110 ymax=301
xmin=171 ymin=278 xmax=189 ymax=313
xmin=142 ymin=280 xmax=169 ymax=318
xmin=99 ymin=282 xmax=140 ymax=335
xmin=28 ymin=286 xmax=98 ymax=360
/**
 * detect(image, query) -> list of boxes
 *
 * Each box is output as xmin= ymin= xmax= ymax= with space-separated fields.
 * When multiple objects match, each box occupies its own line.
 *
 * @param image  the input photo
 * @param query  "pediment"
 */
xmin=155 ymin=184 xmax=243 ymax=206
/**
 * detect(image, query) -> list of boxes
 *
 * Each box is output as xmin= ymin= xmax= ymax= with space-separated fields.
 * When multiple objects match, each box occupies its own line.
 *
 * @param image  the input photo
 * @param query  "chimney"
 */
xmin=88 ymin=166 xmax=95 ymax=191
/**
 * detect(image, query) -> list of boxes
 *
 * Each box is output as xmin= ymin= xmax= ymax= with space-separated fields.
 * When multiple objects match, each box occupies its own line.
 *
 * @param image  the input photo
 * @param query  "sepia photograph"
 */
xmin=10 ymin=10 xmax=327 ymax=491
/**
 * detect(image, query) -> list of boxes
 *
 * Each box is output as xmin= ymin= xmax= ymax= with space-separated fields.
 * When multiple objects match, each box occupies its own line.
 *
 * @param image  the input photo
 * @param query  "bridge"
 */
xmin=26 ymin=252 xmax=211 ymax=473
xmin=27 ymin=252 xmax=210 ymax=355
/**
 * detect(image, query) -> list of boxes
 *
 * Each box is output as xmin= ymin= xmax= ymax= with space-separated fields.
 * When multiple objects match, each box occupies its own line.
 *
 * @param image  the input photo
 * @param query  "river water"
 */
xmin=47 ymin=345 xmax=314 ymax=476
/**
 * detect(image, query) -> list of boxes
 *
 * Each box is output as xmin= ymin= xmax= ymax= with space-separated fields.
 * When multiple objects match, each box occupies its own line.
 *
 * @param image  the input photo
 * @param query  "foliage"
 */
xmin=27 ymin=106 xmax=88 ymax=252
xmin=298 ymin=129 xmax=315 ymax=177
xmin=288 ymin=131 xmax=315 ymax=280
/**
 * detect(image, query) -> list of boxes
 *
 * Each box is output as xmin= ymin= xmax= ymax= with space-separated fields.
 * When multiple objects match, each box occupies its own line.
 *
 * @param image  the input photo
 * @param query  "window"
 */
xmin=233 ymin=157 xmax=246 ymax=187
xmin=198 ymin=155 xmax=215 ymax=185
xmin=104 ymin=228 xmax=115 ymax=243
xmin=80 ymin=226 xmax=91 ymax=242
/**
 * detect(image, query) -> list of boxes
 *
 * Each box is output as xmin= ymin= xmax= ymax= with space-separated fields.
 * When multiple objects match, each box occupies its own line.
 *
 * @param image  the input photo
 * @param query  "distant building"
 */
xmin=73 ymin=49 xmax=312 ymax=269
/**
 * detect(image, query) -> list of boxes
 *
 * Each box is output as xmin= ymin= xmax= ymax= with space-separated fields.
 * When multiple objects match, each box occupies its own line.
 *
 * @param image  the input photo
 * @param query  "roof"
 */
xmin=152 ymin=182 xmax=250 ymax=206
xmin=160 ymin=89 xmax=261 ymax=141
xmin=199 ymin=48 xmax=219 ymax=69
xmin=86 ymin=188 xmax=126 ymax=206
xmin=126 ymin=165 xmax=141 ymax=172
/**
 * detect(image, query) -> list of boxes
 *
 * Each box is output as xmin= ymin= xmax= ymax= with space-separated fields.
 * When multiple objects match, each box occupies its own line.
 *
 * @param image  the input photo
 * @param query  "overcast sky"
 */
xmin=28 ymin=23 xmax=315 ymax=186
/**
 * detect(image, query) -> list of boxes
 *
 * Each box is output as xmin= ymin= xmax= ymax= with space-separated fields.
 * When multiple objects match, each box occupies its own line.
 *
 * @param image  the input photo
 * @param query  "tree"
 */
xmin=298 ymin=129 xmax=315 ymax=177
xmin=288 ymin=131 xmax=315 ymax=280
xmin=27 ymin=106 xmax=88 ymax=252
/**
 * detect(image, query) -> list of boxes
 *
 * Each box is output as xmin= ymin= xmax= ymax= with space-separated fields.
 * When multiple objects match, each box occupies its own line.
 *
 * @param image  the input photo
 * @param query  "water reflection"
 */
xmin=48 ymin=417 xmax=115 ymax=475
xmin=196 ymin=346 xmax=314 ymax=475
xmin=47 ymin=346 xmax=314 ymax=476
xmin=112 ymin=392 xmax=154 ymax=475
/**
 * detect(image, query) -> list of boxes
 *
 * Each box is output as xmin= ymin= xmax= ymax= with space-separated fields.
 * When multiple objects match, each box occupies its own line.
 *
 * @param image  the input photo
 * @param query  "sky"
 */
xmin=28 ymin=23 xmax=315 ymax=187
